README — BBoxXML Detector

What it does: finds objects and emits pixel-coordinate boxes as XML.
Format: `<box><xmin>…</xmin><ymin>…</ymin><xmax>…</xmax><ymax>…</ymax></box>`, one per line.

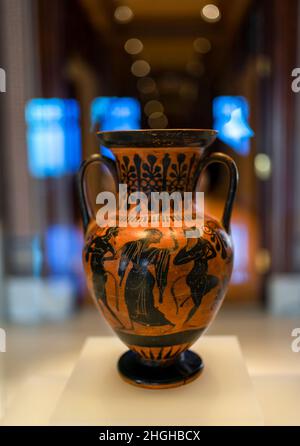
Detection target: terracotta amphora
<box><xmin>78</xmin><ymin>130</ymin><xmax>238</xmax><ymax>389</ymax></box>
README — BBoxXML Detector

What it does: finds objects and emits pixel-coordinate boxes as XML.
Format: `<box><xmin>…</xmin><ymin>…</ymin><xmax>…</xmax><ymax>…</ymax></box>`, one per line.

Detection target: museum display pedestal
<box><xmin>50</xmin><ymin>336</ymin><xmax>263</xmax><ymax>426</ymax></box>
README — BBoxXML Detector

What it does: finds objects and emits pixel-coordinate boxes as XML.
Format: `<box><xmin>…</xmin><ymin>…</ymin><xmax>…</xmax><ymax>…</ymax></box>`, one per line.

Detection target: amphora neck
<box><xmin>112</xmin><ymin>147</ymin><xmax>203</xmax><ymax>194</ymax></box>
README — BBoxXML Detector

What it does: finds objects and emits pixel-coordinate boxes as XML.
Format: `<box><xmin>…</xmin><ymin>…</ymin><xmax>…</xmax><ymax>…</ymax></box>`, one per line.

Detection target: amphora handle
<box><xmin>197</xmin><ymin>152</ymin><xmax>238</xmax><ymax>233</ymax></box>
<box><xmin>78</xmin><ymin>154</ymin><xmax>117</xmax><ymax>234</ymax></box>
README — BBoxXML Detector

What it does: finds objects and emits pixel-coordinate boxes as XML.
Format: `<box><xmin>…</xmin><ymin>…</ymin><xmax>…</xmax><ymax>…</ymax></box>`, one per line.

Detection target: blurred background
<box><xmin>0</xmin><ymin>0</ymin><xmax>300</xmax><ymax>425</ymax></box>
<box><xmin>1</xmin><ymin>0</ymin><xmax>299</xmax><ymax>320</ymax></box>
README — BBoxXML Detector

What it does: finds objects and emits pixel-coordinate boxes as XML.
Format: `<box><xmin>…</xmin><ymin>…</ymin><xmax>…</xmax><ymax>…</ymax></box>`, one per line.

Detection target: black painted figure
<box><xmin>173</xmin><ymin>235</ymin><xmax>219</xmax><ymax>323</ymax></box>
<box><xmin>85</xmin><ymin>227</ymin><xmax>123</xmax><ymax>326</ymax></box>
<box><xmin>118</xmin><ymin>229</ymin><xmax>178</xmax><ymax>327</ymax></box>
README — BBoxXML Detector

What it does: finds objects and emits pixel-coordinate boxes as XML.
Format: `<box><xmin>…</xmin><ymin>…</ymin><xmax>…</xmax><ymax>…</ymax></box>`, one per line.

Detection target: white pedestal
<box><xmin>50</xmin><ymin>336</ymin><xmax>263</xmax><ymax>426</ymax></box>
<box><xmin>252</xmin><ymin>375</ymin><xmax>300</xmax><ymax>426</ymax></box>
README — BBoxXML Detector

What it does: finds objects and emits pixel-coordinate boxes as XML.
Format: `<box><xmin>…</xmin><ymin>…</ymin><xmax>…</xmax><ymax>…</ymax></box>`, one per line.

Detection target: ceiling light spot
<box><xmin>193</xmin><ymin>37</ymin><xmax>211</xmax><ymax>54</ymax></box>
<box><xmin>114</xmin><ymin>6</ymin><xmax>134</xmax><ymax>24</ymax></box>
<box><xmin>148</xmin><ymin>112</ymin><xmax>168</xmax><ymax>129</ymax></box>
<box><xmin>254</xmin><ymin>153</ymin><xmax>272</xmax><ymax>180</ymax></box>
<box><xmin>255</xmin><ymin>249</ymin><xmax>271</xmax><ymax>274</ymax></box>
<box><xmin>124</xmin><ymin>38</ymin><xmax>143</xmax><ymax>55</ymax></box>
<box><xmin>131</xmin><ymin>60</ymin><xmax>151</xmax><ymax>77</ymax></box>
<box><xmin>201</xmin><ymin>4</ymin><xmax>221</xmax><ymax>23</ymax></box>
<box><xmin>137</xmin><ymin>77</ymin><xmax>157</xmax><ymax>94</ymax></box>
<box><xmin>144</xmin><ymin>100</ymin><xmax>164</xmax><ymax>116</ymax></box>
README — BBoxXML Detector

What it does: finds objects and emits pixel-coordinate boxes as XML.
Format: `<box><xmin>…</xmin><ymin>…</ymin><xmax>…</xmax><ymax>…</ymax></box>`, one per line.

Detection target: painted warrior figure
<box><xmin>85</xmin><ymin>227</ymin><xmax>122</xmax><ymax>325</ymax></box>
<box><xmin>173</xmin><ymin>235</ymin><xmax>219</xmax><ymax>323</ymax></box>
<box><xmin>118</xmin><ymin>229</ymin><xmax>178</xmax><ymax>327</ymax></box>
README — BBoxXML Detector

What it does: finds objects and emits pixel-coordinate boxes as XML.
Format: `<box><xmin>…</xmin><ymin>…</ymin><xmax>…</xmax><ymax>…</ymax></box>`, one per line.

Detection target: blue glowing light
<box><xmin>213</xmin><ymin>96</ymin><xmax>254</xmax><ymax>155</ymax></box>
<box><xmin>91</xmin><ymin>97</ymin><xmax>141</xmax><ymax>159</ymax></box>
<box><xmin>25</xmin><ymin>98</ymin><xmax>81</xmax><ymax>178</ymax></box>
<box><xmin>45</xmin><ymin>224</ymin><xmax>83</xmax><ymax>277</ymax></box>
